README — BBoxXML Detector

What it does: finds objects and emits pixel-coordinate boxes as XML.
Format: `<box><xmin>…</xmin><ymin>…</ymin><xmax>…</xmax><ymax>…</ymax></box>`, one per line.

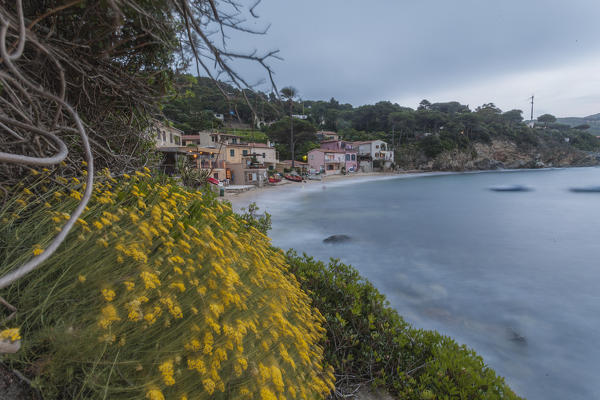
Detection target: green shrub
<box><xmin>286</xmin><ymin>253</ymin><xmax>522</xmax><ymax>400</ymax></box>
<box><xmin>0</xmin><ymin>172</ymin><xmax>333</xmax><ymax>399</ymax></box>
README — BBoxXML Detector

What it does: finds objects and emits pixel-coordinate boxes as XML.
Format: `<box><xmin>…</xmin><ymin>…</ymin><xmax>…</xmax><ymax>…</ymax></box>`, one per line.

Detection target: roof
<box><xmin>182</xmin><ymin>135</ymin><xmax>203</xmax><ymax>140</ymax></box>
<box><xmin>317</xmin><ymin>131</ymin><xmax>338</xmax><ymax>135</ymax></box>
<box><xmin>309</xmin><ymin>148</ymin><xmax>346</xmax><ymax>153</ymax></box>
<box><xmin>352</xmin><ymin>140</ymin><xmax>386</xmax><ymax>145</ymax></box>
<box><xmin>246</xmin><ymin>142</ymin><xmax>273</xmax><ymax>148</ymax></box>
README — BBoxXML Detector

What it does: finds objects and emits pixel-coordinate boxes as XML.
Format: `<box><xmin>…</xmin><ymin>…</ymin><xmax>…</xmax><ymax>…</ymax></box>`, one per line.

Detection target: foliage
<box><xmin>286</xmin><ymin>253</ymin><xmax>523</xmax><ymax>400</ymax></box>
<box><xmin>266</xmin><ymin>118</ymin><xmax>318</xmax><ymax>160</ymax></box>
<box><xmin>0</xmin><ymin>172</ymin><xmax>334</xmax><ymax>399</ymax></box>
<box><xmin>176</xmin><ymin>157</ymin><xmax>210</xmax><ymax>188</ymax></box>
<box><xmin>238</xmin><ymin>203</ymin><xmax>272</xmax><ymax>235</ymax></box>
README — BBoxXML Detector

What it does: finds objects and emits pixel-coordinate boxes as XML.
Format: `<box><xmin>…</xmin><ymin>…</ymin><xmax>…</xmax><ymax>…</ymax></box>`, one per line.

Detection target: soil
<box><xmin>0</xmin><ymin>364</ymin><xmax>39</xmax><ymax>400</ymax></box>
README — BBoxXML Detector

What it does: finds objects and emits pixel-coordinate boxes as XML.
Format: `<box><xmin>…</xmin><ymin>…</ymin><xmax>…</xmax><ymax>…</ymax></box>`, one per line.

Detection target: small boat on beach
<box><xmin>207</xmin><ymin>177</ymin><xmax>220</xmax><ymax>185</ymax></box>
<box><xmin>284</xmin><ymin>174</ymin><xmax>303</xmax><ymax>182</ymax></box>
<box><xmin>489</xmin><ymin>185</ymin><xmax>532</xmax><ymax>192</ymax></box>
<box><xmin>268</xmin><ymin>176</ymin><xmax>282</xmax><ymax>184</ymax></box>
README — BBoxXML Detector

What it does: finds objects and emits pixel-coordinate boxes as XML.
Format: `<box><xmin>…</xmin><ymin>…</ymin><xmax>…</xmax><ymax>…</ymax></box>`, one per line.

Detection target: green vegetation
<box><xmin>0</xmin><ymin>173</ymin><xmax>334</xmax><ymax>399</ymax></box>
<box><xmin>286</xmin><ymin>253</ymin><xmax>522</xmax><ymax>400</ymax></box>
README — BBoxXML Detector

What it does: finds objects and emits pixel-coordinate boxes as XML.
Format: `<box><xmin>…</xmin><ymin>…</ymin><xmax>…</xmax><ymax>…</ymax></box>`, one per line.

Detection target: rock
<box><xmin>323</xmin><ymin>234</ymin><xmax>351</xmax><ymax>244</ymax></box>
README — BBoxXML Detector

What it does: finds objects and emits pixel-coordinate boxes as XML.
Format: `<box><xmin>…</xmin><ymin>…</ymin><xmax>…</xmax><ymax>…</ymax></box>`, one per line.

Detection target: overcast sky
<box><xmin>222</xmin><ymin>0</ymin><xmax>600</xmax><ymax>118</ymax></box>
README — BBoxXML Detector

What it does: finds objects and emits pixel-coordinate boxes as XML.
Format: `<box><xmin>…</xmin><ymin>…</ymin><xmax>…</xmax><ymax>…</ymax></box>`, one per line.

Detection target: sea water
<box><xmin>235</xmin><ymin>167</ymin><xmax>600</xmax><ymax>400</ymax></box>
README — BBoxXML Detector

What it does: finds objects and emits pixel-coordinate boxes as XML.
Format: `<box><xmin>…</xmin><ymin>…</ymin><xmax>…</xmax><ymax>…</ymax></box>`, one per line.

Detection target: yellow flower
<box><xmin>93</xmin><ymin>221</ymin><xmax>103</xmax><ymax>230</ymax></box>
<box><xmin>123</xmin><ymin>173</ymin><xmax>130</xmax><ymax>179</ymax></box>
<box><xmin>0</xmin><ymin>328</ymin><xmax>21</xmax><ymax>342</ymax></box>
<box><xmin>32</xmin><ymin>246</ymin><xmax>43</xmax><ymax>256</ymax></box>
<box><xmin>123</xmin><ymin>281</ymin><xmax>135</xmax><ymax>291</ymax></box>
<box><xmin>98</xmin><ymin>305</ymin><xmax>120</xmax><ymax>329</ymax></box>
<box><xmin>78</xmin><ymin>275</ymin><xmax>86</xmax><ymax>283</ymax></box>
<box><xmin>158</xmin><ymin>360</ymin><xmax>175</xmax><ymax>386</ymax></box>
<box><xmin>140</xmin><ymin>271</ymin><xmax>161</xmax><ymax>289</ymax></box>
<box><xmin>260</xmin><ymin>388</ymin><xmax>278</xmax><ymax>400</ymax></box>
<box><xmin>145</xmin><ymin>389</ymin><xmax>165</xmax><ymax>400</ymax></box>
<box><xmin>169</xmin><ymin>282</ymin><xmax>185</xmax><ymax>293</ymax></box>
<box><xmin>101</xmin><ymin>289</ymin><xmax>116</xmax><ymax>301</ymax></box>
<box><xmin>202</xmin><ymin>379</ymin><xmax>216</xmax><ymax>395</ymax></box>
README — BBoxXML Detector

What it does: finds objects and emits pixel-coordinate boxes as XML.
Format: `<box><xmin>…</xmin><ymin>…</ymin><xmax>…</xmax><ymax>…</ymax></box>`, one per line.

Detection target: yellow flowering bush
<box><xmin>0</xmin><ymin>172</ymin><xmax>334</xmax><ymax>399</ymax></box>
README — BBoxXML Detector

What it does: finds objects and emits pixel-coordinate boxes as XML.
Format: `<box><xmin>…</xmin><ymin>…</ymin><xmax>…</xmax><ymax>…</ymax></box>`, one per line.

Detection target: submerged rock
<box><xmin>323</xmin><ymin>234</ymin><xmax>351</xmax><ymax>244</ymax></box>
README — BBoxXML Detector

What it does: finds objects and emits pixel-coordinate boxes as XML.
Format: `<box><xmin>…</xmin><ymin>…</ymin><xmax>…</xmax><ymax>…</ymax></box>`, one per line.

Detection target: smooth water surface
<box><xmin>236</xmin><ymin>168</ymin><xmax>600</xmax><ymax>400</ymax></box>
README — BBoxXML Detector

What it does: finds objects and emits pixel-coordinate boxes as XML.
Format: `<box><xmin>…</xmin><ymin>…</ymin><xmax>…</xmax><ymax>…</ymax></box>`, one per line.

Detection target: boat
<box><xmin>283</xmin><ymin>174</ymin><xmax>303</xmax><ymax>182</ymax></box>
<box><xmin>207</xmin><ymin>177</ymin><xmax>220</xmax><ymax>185</ymax></box>
<box><xmin>488</xmin><ymin>185</ymin><xmax>532</xmax><ymax>192</ymax></box>
<box><xmin>268</xmin><ymin>176</ymin><xmax>281</xmax><ymax>184</ymax></box>
<box><xmin>569</xmin><ymin>186</ymin><xmax>600</xmax><ymax>193</ymax></box>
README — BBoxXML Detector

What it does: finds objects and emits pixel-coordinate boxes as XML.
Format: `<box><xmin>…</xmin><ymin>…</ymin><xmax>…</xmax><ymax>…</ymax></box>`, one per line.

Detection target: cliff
<box><xmin>397</xmin><ymin>139</ymin><xmax>600</xmax><ymax>172</ymax></box>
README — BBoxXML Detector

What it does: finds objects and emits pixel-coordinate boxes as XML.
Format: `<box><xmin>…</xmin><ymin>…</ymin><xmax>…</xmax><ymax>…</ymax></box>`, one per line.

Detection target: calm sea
<box><xmin>234</xmin><ymin>167</ymin><xmax>600</xmax><ymax>400</ymax></box>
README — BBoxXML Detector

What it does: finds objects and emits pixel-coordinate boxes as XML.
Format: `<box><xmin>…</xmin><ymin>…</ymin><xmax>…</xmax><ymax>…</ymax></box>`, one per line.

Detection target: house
<box><xmin>307</xmin><ymin>149</ymin><xmax>346</xmax><ymax>175</ymax></box>
<box><xmin>223</xmin><ymin>143</ymin><xmax>276</xmax><ymax>186</ymax></box>
<box><xmin>246</xmin><ymin>142</ymin><xmax>278</xmax><ymax>170</ymax></box>
<box><xmin>182</xmin><ymin>131</ymin><xmax>241</xmax><ymax>147</ymax></box>
<box><xmin>353</xmin><ymin>140</ymin><xmax>394</xmax><ymax>171</ymax></box>
<box><xmin>316</xmin><ymin>131</ymin><xmax>339</xmax><ymax>142</ymax></box>
<box><xmin>319</xmin><ymin>140</ymin><xmax>358</xmax><ymax>172</ymax></box>
<box><xmin>152</xmin><ymin>120</ymin><xmax>182</xmax><ymax>147</ymax></box>
<box><xmin>187</xmin><ymin>146</ymin><xmax>227</xmax><ymax>181</ymax></box>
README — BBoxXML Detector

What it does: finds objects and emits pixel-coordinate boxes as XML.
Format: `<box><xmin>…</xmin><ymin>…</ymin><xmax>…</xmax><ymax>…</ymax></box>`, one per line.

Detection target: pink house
<box><xmin>319</xmin><ymin>140</ymin><xmax>358</xmax><ymax>172</ymax></box>
<box><xmin>307</xmin><ymin>149</ymin><xmax>347</xmax><ymax>174</ymax></box>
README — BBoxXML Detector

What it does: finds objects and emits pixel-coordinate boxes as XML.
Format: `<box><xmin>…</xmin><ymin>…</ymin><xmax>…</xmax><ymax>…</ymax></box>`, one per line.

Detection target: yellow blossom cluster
<box><xmin>2</xmin><ymin>172</ymin><xmax>334</xmax><ymax>399</ymax></box>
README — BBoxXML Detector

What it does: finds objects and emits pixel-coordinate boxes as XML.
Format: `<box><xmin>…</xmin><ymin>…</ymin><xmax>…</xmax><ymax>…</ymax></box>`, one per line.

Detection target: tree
<box><xmin>574</xmin><ymin>124</ymin><xmax>590</xmax><ymax>130</ymax></box>
<box><xmin>280</xmin><ymin>86</ymin><xmax>298</xmax><ymax>168</ymax></box>
<box><xmin>502</xmin><ymin>109</ymin><xmax>524</xmax><ymax>126</ymax></box>
<box><xmin>537</xmin><ymin>114</ymin><xmax>557</xmax><ymax>128</ymax></box>
<box><xmin>266</xmin><ymin>117</ymin><xmax>317</xmax><ymax>161</ymax></box>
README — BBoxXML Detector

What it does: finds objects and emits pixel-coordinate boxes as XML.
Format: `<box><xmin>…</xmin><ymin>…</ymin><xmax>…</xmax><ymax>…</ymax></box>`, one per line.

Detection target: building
<box><xmin>152</xmin><ymin>120</ymin><xmax>182</xmax><ymax>148</ymax></box>
<box><xmin>246</xmin><ymin>142</ymin><xmax>278</xmax><ymax>170</ymax></box>
<box><xmin>316</xmin><ymin>131</ymin><xmax>339</xmax><ymax>142</ymax></box>
<box><xmin>353</xmin><ymin>140</ymin><xmax>394</xmax><ymax>171</ymax></box>
<box><xmin>277</xmin><ymin>160</ymin><xmax>309</xmax><ymax>174</ymax></box>
<box><xmin>182</xmin><ymin>131</ymin><xmax>241</xmax><ymax>147</ymax></box>
<box><xmin>307</xmin><ymin>149</ymin><xmax>346</xmax><ymax>175</ymax></box>
<box><xmin>188</xmin><ymin>146</ymin><xmax>227</xmax><ymax>181</ymax></box>
<box><xmin>223</xmin><ymin>142</ymin><xmax>278</xmax><ymax>186</ymax></box>
<box><xmin>319</xmin><ymin>140</ymin><xmax>358</xmax><ymax>172</ymax></box>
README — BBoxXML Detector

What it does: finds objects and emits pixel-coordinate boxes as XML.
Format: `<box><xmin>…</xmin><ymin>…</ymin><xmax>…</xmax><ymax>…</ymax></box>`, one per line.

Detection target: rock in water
<box><xmin>323</xmin><ymin>234</ymin><xmax>351</xmax><ymax>244</ymax></box>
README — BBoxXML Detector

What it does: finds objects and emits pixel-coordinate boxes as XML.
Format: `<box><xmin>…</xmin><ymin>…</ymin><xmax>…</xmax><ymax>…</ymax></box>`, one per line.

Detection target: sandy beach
<box><xmin>222</xmin><ymin>171</ymin><xmax>406</xmax><ymax>209</ymax></box>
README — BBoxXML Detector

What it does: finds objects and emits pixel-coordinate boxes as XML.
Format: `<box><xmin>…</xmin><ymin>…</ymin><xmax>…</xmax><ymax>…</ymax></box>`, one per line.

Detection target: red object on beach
<box><xmin>268</xmin><ymin>177</ymin><xmax>281</xmax><ymax>183</ymax></box>
<box><xmin>207</xmin><ymin>177</ymin><xmax>220</xmax><ymax>185</ymax></box>
<box><xmin>284</xmin><ymin>175</ymin><xmax>302</xmax><ymax>182</ymax></box>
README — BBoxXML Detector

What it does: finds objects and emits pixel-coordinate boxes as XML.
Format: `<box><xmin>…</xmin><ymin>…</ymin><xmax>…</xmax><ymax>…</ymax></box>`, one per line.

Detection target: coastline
<box><xmin>222</xmin><ymin>166</ymin><xmax>586</xmax><ymax>209</ymax></box>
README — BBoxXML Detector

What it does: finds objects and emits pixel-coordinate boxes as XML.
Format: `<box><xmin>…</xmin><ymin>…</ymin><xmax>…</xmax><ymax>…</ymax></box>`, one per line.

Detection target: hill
<box><xmin>557</xmin><ymin>113</ymin><xmax>600</xmax><ymax>135</ymax></box>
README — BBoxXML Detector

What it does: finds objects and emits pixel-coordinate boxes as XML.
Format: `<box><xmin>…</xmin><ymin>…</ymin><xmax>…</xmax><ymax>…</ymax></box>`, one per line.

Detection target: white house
<box><xmin>353</xmin><ymin>140</ymin><xmax>394</xmax><ymax>171</ymax></box>
<box><xmin>152</xmin><ymin>120</ymin><xmax>182</xmax><ymax>148</ymax></box>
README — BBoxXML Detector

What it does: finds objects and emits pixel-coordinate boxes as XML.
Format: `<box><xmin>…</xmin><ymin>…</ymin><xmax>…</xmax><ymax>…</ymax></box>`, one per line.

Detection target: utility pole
<box><xmin>530</xmin><ymin>95</ymin><xmax>535</xmax><ymax>121</ymax></box>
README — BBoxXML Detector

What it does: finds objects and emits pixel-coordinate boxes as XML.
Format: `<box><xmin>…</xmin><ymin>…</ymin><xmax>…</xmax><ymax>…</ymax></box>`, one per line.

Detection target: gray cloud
<box><xmin>223</xmin><ymin>0</ymin><xmax>600</xmax><ymax>116</ymax></box>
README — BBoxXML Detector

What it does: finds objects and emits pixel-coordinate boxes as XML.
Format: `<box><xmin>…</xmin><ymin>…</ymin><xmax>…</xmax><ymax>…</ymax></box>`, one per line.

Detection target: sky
<box><xmin>219</xmin><ymin>0</ymin><xmax>600</xmax><ymax>118</ymax></box>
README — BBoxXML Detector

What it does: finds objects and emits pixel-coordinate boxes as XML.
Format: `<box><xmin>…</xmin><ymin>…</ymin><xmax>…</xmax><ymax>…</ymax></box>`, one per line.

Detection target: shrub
<box><xmin>0</xmin><ymin>171</ymin><xmax>333</xmax><ymax>399</ymax></box>
<box><xmin>286</xmin><ymin>253</ymin><xmax>522</xmax><ymax>400</ymax></box>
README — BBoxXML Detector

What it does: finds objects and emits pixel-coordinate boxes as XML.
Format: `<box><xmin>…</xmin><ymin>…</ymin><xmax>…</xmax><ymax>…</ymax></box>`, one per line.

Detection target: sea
<box><xmin>233</xmin><ymin>167</ymin><xmax>600</xmax><ymax>400</ymax></box>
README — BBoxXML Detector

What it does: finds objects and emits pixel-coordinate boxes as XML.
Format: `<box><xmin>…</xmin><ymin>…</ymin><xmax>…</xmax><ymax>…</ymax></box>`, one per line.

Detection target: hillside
<box><xmin>557</xmin><ymin>113</ymin><xmax>600</xmax><ymax>135</ymax></box>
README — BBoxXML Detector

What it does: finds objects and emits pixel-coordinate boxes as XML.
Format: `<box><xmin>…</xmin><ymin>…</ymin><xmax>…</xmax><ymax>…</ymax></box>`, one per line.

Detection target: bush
<box><xmin>286</xmin><ymin>252</ymin><xmax>522</xmax><ymax>400</ymax></box>
<box><xmin>0</xmin><ymin>172</ymin><xmax>333</xmax><ymax>399</ymax></box>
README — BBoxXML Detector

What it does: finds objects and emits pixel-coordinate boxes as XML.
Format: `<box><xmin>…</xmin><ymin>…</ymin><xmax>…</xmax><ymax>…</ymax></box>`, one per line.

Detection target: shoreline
<box><xmin>222</xmin><ymin>166</ymin><xmax>590</xmax><ymax>209</ymax></box>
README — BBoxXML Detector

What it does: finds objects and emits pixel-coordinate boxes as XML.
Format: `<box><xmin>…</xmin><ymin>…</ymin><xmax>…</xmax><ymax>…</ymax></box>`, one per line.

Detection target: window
<box><xmin>262</xmin><ymin>153</ymin><xmax>266</xmax><ymax>158</ymax></box>
<box><xmin>169</xmin><ymin>133</ymin><xmax>173</xmax><ymax>143</ymax></box>
<box><xmin>375</xmin><ymin>144</ymin><xmax>379</xmax><ymax>149</ymax></box>
<box><xmin>232</xmin><ymin>138</ymin><xmax>237</xmax><ymax>144</ymax></box>
<box><xmin>230</xmin><ymin>149</ymin><xmax>235</xmax><ymax>157</ymax></box>
<box><xmin>351</xmin><ymin>154</ymin><xmax>356</xmax><ymax>161</ymax></box>
<box><xmin>211</xmin><ymin>136</ymin><xmax>216</xmax><ymax>142</ymax></box>
<box><xmin>174</xmin><ymin>136</ymin><xmax>180</xmax><ymax>145</ymax></box>
<box><xmin>242</xmin><ymin>149</ymin><xmax>248</xmax><ymax>156</ymax></box>
<box><xmin>327</xmin><ymin>164</ymin><xmax>334</xmax><ymax>170</ymax></box>
<box><xmin>214</xmin><ymin>173</ymin><xmax>218</xmax><ymax>179</ymax></box>
<box><xmin>345</xmin><ymin>154</ymin><xmax>350</xmax><ymax>161</ymax></box>
<box><xmin>162</xmin><ymin>132</ymin><xmax>166</xmax><ymax>141</ymax></box>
